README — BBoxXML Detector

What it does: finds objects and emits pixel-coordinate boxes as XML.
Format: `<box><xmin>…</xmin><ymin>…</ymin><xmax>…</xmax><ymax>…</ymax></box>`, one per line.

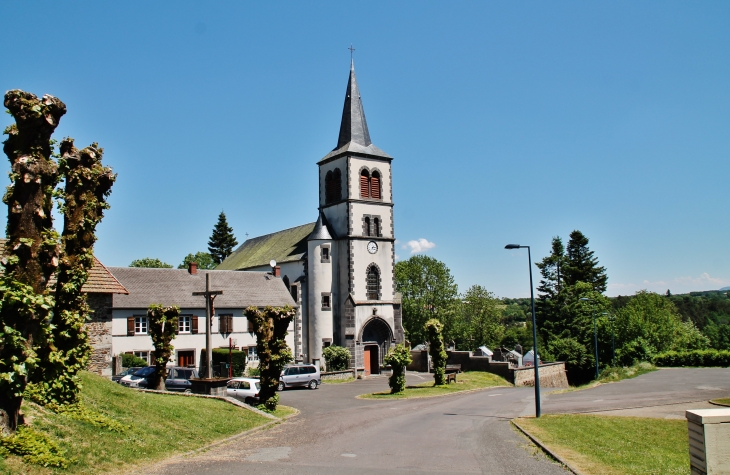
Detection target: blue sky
<box><xmin>2</xmin><ymin>2</ymin><xmax>729</xmax><ymax>297</ymax></box>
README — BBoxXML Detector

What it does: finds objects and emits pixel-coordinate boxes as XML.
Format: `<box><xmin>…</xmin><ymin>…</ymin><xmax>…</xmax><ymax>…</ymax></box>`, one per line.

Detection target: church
<box><xmin>218</xmin><ymin>61</ymin><xmax>405</xmax><ymax>375</ymax></box>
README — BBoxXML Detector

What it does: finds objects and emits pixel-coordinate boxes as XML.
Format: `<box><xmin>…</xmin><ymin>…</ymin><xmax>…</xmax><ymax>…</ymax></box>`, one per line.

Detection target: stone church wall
<box><xmin>86</xmin><ymin>293</ymin><xmax>113</xmax><ymax>377</ymax></box>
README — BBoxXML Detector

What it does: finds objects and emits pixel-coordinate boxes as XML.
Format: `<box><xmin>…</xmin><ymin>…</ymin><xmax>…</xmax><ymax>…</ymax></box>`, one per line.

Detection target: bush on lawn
<box><xmin>121</xmin><ymin>353</ymin><xmax>148</xmax><ymax>368</ymax></box>
<box><xmin>653</xmin><ymin>349</ymin><xmax>730</xmax><ymax>367</ymax></box>
<box><xmin>212</xmin><ymin>348</ymin><xmax>247</xmax><ymax>376</ymax></box>
<box><xmin>322</xmin><ymin>345</ymin><xmax>351</xmax><ymax>371</ymax></box>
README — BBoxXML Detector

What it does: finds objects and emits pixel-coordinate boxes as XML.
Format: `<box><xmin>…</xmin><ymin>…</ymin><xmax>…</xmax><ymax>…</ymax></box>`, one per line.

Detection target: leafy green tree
<box><xmin>384</xmin><ymin>344</ymin><xmax>411</xmax><ymax>393</ymax></box>
<box><xmin>208</xmin><ymin>211</ymin><xmax>238</xmax><ymax>264</ymax></box>
<box><xmin>425</xmin><ymin>319</ymin><xmax>448</xmax><ymax>385</ymax></box>
<box><xmin>613</xmin><ymin>291</ymin><xmax>709</xmax><ymax>365</ymax></box>
<box><xmin>178</xmin><ymin>252</ymin><xmax>216</xmax><ymax>270</ymax></box>
<box><xmin>563</xmin><ymin>230</ymin><xmax>607</xmax><ymax>293</ymax></box>
<box><xmin>322</xmin><ymin>345</ymin><xmax>351</xmax><ymax>371</ymax></box>
<box><xmin>458</xmin><ymin>285</ymin><xmax>504</xmax><ymax>350</ymax></box>
<box><xmin>395</xmin><ymin>255</ymin><xmax>458</xmax><ymax>346</ymax></box>
<box><xmin>130</xmin><ymin>258</ymin><xmax>173</xmax><ymax>268</ymax></box>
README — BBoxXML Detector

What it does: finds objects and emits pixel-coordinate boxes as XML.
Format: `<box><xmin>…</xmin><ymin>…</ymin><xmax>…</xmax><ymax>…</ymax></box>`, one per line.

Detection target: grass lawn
<box><xmin>552</xmin><ymin>362</ymin><xmax>657</xmax><ymax>394</ymax></box>
<box><xmin>359</xmin><ymin>371</ymin><xmax>510</xmax><ymax>399</ymax></box>
<box><xmin>322</xmin><ymin>377</ymin><xmax>355</xmax><ymax>384</ymax></box>
<box><xmin>0</xmin><ymin>371</ymin><xmax>277</xmax><ymax>475</ymax></box>
<box><xmin>516</xmin><ymin>414</ymin><xmax>689</xmax><ymax>475</ymax></box>
<box><xmin>711</xmin><ymin>398</ymin><xmax>730</xmax><ymax>406</ymax></box>
<box><xmin>270</xmin><ymin>405</ymin><xmax>298</xmax><ymax>418</ymax></box>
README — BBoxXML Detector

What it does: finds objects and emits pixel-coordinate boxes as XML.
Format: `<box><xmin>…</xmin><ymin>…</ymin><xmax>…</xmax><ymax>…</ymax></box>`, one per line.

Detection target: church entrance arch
<box><xmin>360</xmin><ymin>316</ymin><xmax>393</xmax><ymax>375</ymax></box>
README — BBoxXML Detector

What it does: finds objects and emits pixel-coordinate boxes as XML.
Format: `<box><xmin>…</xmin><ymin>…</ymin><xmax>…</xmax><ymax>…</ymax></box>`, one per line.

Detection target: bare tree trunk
<box><xmin>0</xmin><ymin>90</ymin><xmax>65</xmax><ymax>431</ymax></box>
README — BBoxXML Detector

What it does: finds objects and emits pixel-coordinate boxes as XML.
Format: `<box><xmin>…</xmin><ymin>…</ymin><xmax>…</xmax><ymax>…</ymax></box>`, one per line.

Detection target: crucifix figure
<box><xmin>192</xmin><ymin>273</ymin><xmax>223</xmax><ymax>379</ymax></box>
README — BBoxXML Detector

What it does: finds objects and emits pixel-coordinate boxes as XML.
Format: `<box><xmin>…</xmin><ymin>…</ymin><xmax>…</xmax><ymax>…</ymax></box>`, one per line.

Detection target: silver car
<box><xmin>278</xmin><ymin>364</ymin><xmax>321</xmax><ymax>391</ymax></box>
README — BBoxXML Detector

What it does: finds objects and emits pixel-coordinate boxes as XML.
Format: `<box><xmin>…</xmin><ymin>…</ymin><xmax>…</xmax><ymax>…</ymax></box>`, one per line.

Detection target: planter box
<box><xmin>189</xmin><ymin>378</ymin><xmax>231</xmax><ymax>397</ymax></box>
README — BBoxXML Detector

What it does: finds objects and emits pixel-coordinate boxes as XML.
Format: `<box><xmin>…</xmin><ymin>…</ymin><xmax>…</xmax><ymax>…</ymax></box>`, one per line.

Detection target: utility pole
<box><xmin>192</xmin><ymin>273</ymin><xmax>223</xmax><ymax>379</ymax></box>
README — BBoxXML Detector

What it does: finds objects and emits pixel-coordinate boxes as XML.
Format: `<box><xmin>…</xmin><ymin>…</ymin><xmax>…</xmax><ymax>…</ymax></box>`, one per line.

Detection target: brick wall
<box><xmin>86</xmin><ymin>293</ymin><xmax>113</xmax><ymax>377</ymax></box>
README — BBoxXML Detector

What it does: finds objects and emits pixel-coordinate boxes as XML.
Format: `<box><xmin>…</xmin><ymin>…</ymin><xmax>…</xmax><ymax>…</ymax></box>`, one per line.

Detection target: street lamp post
<box><xmin>505</xmin><ymin>244</ymin><xmax>540</xmax><ymax>418</ymax></box>
<box><xmin>581</xmin><ymin>298</ymin><xmax>599</xmax><ymax>379</ymax></box>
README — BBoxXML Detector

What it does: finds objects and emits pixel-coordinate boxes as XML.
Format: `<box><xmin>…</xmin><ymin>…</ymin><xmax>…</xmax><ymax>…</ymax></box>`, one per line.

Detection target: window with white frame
<box><xmin>178</xmin><ymin>315</ymin><xmax>191</xmax><ymax>333</ymax></box>
<box><xmin>134</xmin><ymin>351</ymin><xmax>150</xmax><ymax>364</ymax></box>
<box><xmin>135</xmin><ymin>316</ymin><xmax>148</xmax><ymax>334</ymax></box>
<box><xmin>248</xmin><ymin>346</ymin><xmax>258</xmax><ymax>361</ymax></box>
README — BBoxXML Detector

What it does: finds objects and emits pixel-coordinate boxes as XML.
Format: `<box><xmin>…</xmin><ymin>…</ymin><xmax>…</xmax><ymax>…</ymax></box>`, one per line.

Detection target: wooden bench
<box><xmin>445</xmin><ymin>373</ymin><xmax>457</xmax><ymax>384</ymax></box>
<box><xmin>443</xmin><ymin>364</ymin><xmax>462</xmax><ymax>384</ymax></box>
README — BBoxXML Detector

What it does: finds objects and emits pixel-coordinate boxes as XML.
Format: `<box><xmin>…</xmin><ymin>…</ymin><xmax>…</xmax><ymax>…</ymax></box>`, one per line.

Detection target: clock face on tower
<box><xmin>367</xmin><ymin>241</ymin><xmax>378</xmax><ymax>254</ymax></box>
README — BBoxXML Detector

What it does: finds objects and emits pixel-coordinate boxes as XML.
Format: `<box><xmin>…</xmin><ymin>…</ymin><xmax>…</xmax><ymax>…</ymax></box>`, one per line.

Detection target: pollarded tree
<box><xmin>425</xmin><ymin>318</ymin><xmax>448</xmax><ymax>385</ymax></box>
<box><xmin>208</xmin><ymin>212</ymin><xmax>238</xmax><ymax>265</ymax></box>
<box><xmin>147</xmin><ymin>305</ymin><xmax>180</xmax><ymax>390</ymax></box>
<box><xmin>384</xmin><ymin>344</ymin><xmax>411</xmax><ymax>393</ymax></box>
<box><xmin>563</xmin><ymin>230</ymin><xmax>607</xmax><ymax>293</ymax></box>
<box><xmin>0</xmin><ymin>90</ymin><xmax>115</xmax><ymax>430</ymax></box>
<box><xmin>244</xmin><ymin>306</ymin><xmax>295</xmax><ymax>411</ymax></box>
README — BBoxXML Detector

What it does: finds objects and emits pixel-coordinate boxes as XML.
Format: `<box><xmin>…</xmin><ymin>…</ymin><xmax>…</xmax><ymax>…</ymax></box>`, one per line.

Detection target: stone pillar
<box><xmin>686</xmin><ymin>408</ymin><xmax>730</xmax><ymax>475</ymax></box>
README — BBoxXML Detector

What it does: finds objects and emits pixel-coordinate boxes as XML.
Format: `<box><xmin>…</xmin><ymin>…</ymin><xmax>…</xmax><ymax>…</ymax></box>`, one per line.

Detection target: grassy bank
<box><xmin>0</xmin><ymin>372</ymin><xmax>276</xmax><ymax>475</ymax></box>
<box><xmin>516</xmin><ymin>414</ymin><xmax>688</xmax><ymax>475</ymax></box>
<box><xmin>322</xmin><ymin>377</ymin><xmax>355</xmax><ymax>384</ymax></box>
<box><xmin>711</xmin><ymin>398</ymin><xmax>730</xmax><ymax>406</ymax></box>
<box><xmin>359</xmin><ymin>371</ymin><xmax>509</xmax><ymax>399</ymax></box>
<box><xmin>553</xmin><ymin>362</ymin><xmax>656</xmax><ymax>394</ymax></box>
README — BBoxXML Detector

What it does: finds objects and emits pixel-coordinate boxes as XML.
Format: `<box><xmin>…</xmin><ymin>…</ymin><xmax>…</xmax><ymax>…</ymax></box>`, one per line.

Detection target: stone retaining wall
<box><xmin>513</xmin><ymin>362</ymin><xmax>569</xmax><ymax>388</ymax></box>
<box><xmin>321</xmin><ymin>369</ymin><xmax>356</xmax><ymax>380</ymax></box>
<box><xmin>86</xmin><ymin>293</ymin><xmax>113</xmax><ymax>377</ymax></box>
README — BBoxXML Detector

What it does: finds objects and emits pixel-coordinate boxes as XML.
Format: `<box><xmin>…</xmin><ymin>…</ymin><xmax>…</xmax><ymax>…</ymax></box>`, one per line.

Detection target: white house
<box><xmin>109</xmin><ymin>265</ymin><xmax>296</xmax><ymax>369</ymax></box>
<box><xmin>217</xmin><ymin>60</ymin><xmax>405</xmax><ymax>375</ymax></box>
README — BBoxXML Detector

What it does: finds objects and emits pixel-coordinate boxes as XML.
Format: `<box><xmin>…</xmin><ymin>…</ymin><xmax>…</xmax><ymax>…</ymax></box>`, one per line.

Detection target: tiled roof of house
<box><xmin>108</xmin><ymin>268</ymin><xmax>296</xmax><ymax>309</ymax></box>
<box><xmin>216</xmin><ymin>222</ymin><xmax>314</xmax><ymax>271</ymax></box>
<box><xmin>0</xmin><ymin>239</ymin><xmax>128</xmax><ymax>294</ymax></box>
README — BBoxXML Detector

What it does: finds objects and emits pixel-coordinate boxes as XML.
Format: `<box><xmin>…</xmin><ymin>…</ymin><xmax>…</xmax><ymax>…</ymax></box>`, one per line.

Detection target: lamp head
<box><xmin>505</xmin><ymin>244</ymin><xmax>521</xmax><ymax>249</ymax></box>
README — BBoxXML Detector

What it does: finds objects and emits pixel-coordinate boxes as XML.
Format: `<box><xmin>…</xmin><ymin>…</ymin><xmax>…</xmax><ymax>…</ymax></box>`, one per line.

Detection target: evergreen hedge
<box><xmin>322</xmin><ymin>345</ymin><xmax>351</xmax><ymax>371</ymax></box>
<box><xmin>653</xmin><ymin>349</ymin><xmax>730</xmax><ymax>367</ymax></box>
<box><xmin>212</xmin><ymin>348</ymin><xmax>247</xmax><ymax>376</ymax></box>
<box><xmin>121</xmin><ymin>353</ymin><xmax>148</xmax><ymax>368</ymax></box>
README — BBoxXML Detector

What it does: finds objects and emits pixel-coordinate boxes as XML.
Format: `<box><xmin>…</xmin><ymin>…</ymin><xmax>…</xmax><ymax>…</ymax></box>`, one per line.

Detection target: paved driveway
<box><xmin>142</xmin><ymin>368</ymin><xmax>729</xmax><ymax>475</ymax></box>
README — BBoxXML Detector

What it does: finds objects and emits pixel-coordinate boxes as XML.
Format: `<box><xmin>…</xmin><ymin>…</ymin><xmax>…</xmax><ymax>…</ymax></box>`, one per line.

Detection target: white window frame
<box><xmin>248</xmin><ymin>346</ymin><xmax>258</xmax><ymax>361</ymax></box>
<box><xmin>178</xmin><ymin>315</ymin><xmax>191</xmax><ymax>334</ymax></box>
<box><xmin>133</xmin><ymin>350</ymin><xmax>150</xmax><ymax>365</ymax></box>
<box><xmin>135</xmin><ymin>316</ymin><xmax>148</xmax><ymax>334</ymax></box>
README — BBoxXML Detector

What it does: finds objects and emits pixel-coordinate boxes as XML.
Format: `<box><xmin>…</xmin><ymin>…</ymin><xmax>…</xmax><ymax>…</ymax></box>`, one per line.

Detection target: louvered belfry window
<box><xmin>360</xmin><ymin>170</ymin><xmax>370</xmax><ymax>198</ymax></box>
<box><xmin>332</xmin><ymin>168</ymin><xmax>342</xmax><ymax>201</ymax></box>
<box><xmin>370</xmin><ymin>171</ymin><xmax>381</xmax><ymax>199</ymax></box>
<box><xmin>367</xmin><ymin>265</ymin><xmax>380</xmax><ymax>300</ymax></box>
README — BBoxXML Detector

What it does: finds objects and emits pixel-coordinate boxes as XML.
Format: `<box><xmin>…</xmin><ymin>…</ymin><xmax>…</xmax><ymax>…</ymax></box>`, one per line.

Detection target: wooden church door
<box><xmin>363</xmin><ymin>347</ymin><xmax>371</xmax><ymax>375</ymax></box>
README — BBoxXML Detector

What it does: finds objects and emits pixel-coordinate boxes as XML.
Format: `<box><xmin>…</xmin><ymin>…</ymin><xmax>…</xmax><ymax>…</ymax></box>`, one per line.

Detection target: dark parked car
<box><xmin>165</xmin><ymin>367</ymin><xmax>199</xmax><ymax>393</ymax></box>
<box><xmin>119</xmin><ymin>366</ymin><xmax>156</xmax><ymax>388</ymax></box>
<box><xmin>112</xmin><ymin>367</ymin><xmax>142</xmax><ymax>383</ymax></box>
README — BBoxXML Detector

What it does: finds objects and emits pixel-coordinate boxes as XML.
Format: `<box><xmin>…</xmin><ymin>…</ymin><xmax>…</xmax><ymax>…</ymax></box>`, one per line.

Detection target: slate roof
<box><xmin>216</xmin><ymin>222</ymin><xmax>314</xmax><ymax>271</ymax></box>
<box><xmin>308</xmin><ymin>212</ymin><xmax>333</xmax><ymax>240</ymax></box>
<box><xmin>0</xmin><ymin>239</ymin><xmax>128</xmax><ymax>294</ymax></box>
<box><xmin>319</xmin><ymin>60</ymin><xmax>391</xmax><ymax>162</ymax></box>
<box><xmin>108</xmin><ymin>268</ymin><xmax>296</xmax><ymax>309</ymax></box>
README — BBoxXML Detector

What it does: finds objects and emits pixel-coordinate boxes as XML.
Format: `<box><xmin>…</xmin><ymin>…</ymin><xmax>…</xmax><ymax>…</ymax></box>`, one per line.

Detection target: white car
<box><xmin>226</xmin><ymin>377</ymin><xmax>260</xmax><ymax>404</ymax></box>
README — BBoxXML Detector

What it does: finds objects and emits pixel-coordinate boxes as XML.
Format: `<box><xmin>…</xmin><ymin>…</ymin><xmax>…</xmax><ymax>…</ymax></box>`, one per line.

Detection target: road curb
<box><xmin>709</xmin><ymin>399</ymin><xmax>730</xmax><ymax>407</ymax></box>
<box><xmin>356</xmin><ymin>384</ymin><xmax>512</xmax><ymax>400</ymax></box>
<box><xmin>511</xmin><ymin>419</ymin><xmax>585</xmax><ymax>475</ymax></box>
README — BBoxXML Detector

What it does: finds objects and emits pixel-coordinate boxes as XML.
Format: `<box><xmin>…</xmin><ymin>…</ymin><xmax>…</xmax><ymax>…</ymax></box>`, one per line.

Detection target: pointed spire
<box><xmin>336</xmin><ymin>60</ymin><xmax>372</xmax><ymax>149</ymax></box>
<box><xmin>308</xmin><ymin>211</ymin><xmax>333</xmax><ymax>240</ymax></box>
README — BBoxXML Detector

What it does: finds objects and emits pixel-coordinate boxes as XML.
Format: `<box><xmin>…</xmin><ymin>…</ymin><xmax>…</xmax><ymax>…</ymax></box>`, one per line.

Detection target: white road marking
<box><xmin>488</xmin><ymin>394</ymin><xmax>502</xmax><ymax>397</ymax></box>
<box><xmin>341</xmin><ymin>453</ymin><xmax>357</xmax><ymax>458</ymax></box>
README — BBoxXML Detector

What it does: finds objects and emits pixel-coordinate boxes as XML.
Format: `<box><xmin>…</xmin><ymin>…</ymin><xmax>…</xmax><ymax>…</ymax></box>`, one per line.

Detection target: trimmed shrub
<box><xmin>121</xmin><ymin>353</ymin><xmax>148</xmax><ymax>368</ymax></box>
<box><xmin>653</xmin><ymin>349</ymin><xmax>730</xmax><ymax>367</ymax></box>
<box><xmin>212</xmin><ymin>348</ymin><xmax>247</xmax><ymax>377</ymax></box>
<box><xmin>322</xmin><ymin>345</ymin><xmax>351</xmax><ymax>371</ymax></box>
<box><xmin>384</xmin><ymin>344</ymin><xmax>412</xmax><ymax>393</ymax></box>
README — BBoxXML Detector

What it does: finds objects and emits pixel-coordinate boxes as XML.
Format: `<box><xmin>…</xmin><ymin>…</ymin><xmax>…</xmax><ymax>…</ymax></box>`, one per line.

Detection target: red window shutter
<box><xmin>127</xmin><ymin>317</ymin><xmax>135</xmax><ymax>336</ymax></box>
<box><xmin>192</xmin><ymin>316</ymin><xmax>199</xmax><ymax>334</ymax></box>
<box><xmin>360</xmin><ymin>172</ymin><xmax>370</xmax><ymax>198</ymax></box>
<box><xmin>370</xmin><ymin>174</ymin><xmax>381</xmax><ymax>199</ymax></box>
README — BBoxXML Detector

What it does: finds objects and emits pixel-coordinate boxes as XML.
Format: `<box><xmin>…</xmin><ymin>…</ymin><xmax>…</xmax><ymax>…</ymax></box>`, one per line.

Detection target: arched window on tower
<box><xmin>373</xmin><ymin>217</ymin><xmax>381</xmax><ymax>237</ymax></box>
<box><xmin>366</xmin><ymin>265</ymin><xmax>380</xmax><ymax>300</ymax></box>
<box><xmin>332</xmin><ymin>168</ymin><xmax>342</xmax><ymax>201</ymax></box>
<box><xmin>370</xmin><ymin>171</ymin><xmax>381</xmax><ymax>200</ymax></box>
<box><xmin>360</xmin><ymin>169</ymin><xmax>370</xmax><ymax>199</ymax></box>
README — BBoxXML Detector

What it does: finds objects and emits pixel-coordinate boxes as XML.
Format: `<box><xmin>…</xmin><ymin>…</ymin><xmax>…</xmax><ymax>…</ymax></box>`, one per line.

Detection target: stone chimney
<box><xmin>188</xmin><ymin>262</ymin><xmax>198</xmax><ymax>275</ymax></box>
<box><xmin>273</xmin><ymin>266</ymin><xmax>281</xmax><ymax>277</ymax></box>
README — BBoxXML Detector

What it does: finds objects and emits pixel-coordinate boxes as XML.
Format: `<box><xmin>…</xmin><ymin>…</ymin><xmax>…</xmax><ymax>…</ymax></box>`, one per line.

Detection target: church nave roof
<box><xmin>217</xmin><ymin>222</ymin><xmax>314</xmax><ymax>271</ymax></box>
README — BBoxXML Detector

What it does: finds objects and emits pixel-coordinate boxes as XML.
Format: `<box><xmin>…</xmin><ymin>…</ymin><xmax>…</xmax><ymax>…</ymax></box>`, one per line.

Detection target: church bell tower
<box><xmin>307</xmin><ymin>60</ymin><xmax>404</xmax><ymax>374</ymax></box>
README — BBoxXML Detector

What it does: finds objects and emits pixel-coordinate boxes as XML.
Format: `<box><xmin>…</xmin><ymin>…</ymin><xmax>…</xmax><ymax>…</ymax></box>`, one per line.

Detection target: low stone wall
<box><xmin>407</xmin><ymin>350</ymin><xmax>429</xmax><ymax>372</ymax></box>
<box><xmin>321</xmin><ymin>369</ymin><xmax>356</xmax><ymax>381</ymax></box>
<box><xmin>446</xmin><ymin>351</ymin><xmax>513</xmax><ymax>380</ymax></box>
<box><xmin>513</xmin><ymin>362</ymin><xmax>568</xmax><ymax>388</ymax></box>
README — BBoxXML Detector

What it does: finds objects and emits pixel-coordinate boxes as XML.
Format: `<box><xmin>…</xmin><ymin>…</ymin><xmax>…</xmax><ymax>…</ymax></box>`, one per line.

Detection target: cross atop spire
<box><xmin>348</xmin><ymin>44</ymin><xmax>355</xmax><ymax>61</ymax></box>
<box><xmin>336</xmin><ymin>59</ymin><xmax>371</xmax><ymax>149</ymax></box>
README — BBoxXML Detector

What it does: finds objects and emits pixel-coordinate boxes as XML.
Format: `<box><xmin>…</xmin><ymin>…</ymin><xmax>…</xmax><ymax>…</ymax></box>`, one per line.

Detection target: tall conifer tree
<box><xmin>208</xmin><ymin>211</ymin><xmax>238</xmax><ymax>264</ymax></box>
<box><xmin>535</xmin><ymin>237</ymin><xmax>566</xmax><ymax>341</ymax></box>
<box><xmin>563</xmin><ymin>230</ymin><xmax>607</xmax><ymax>293</ymax></box>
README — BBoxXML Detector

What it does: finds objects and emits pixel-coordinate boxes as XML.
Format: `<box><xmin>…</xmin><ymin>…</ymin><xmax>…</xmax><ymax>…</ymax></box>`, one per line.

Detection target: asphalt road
<box><xmin>142</xmin><ymin>368</ymin><xmax>730</xmax><ymax>475</ymax></box>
